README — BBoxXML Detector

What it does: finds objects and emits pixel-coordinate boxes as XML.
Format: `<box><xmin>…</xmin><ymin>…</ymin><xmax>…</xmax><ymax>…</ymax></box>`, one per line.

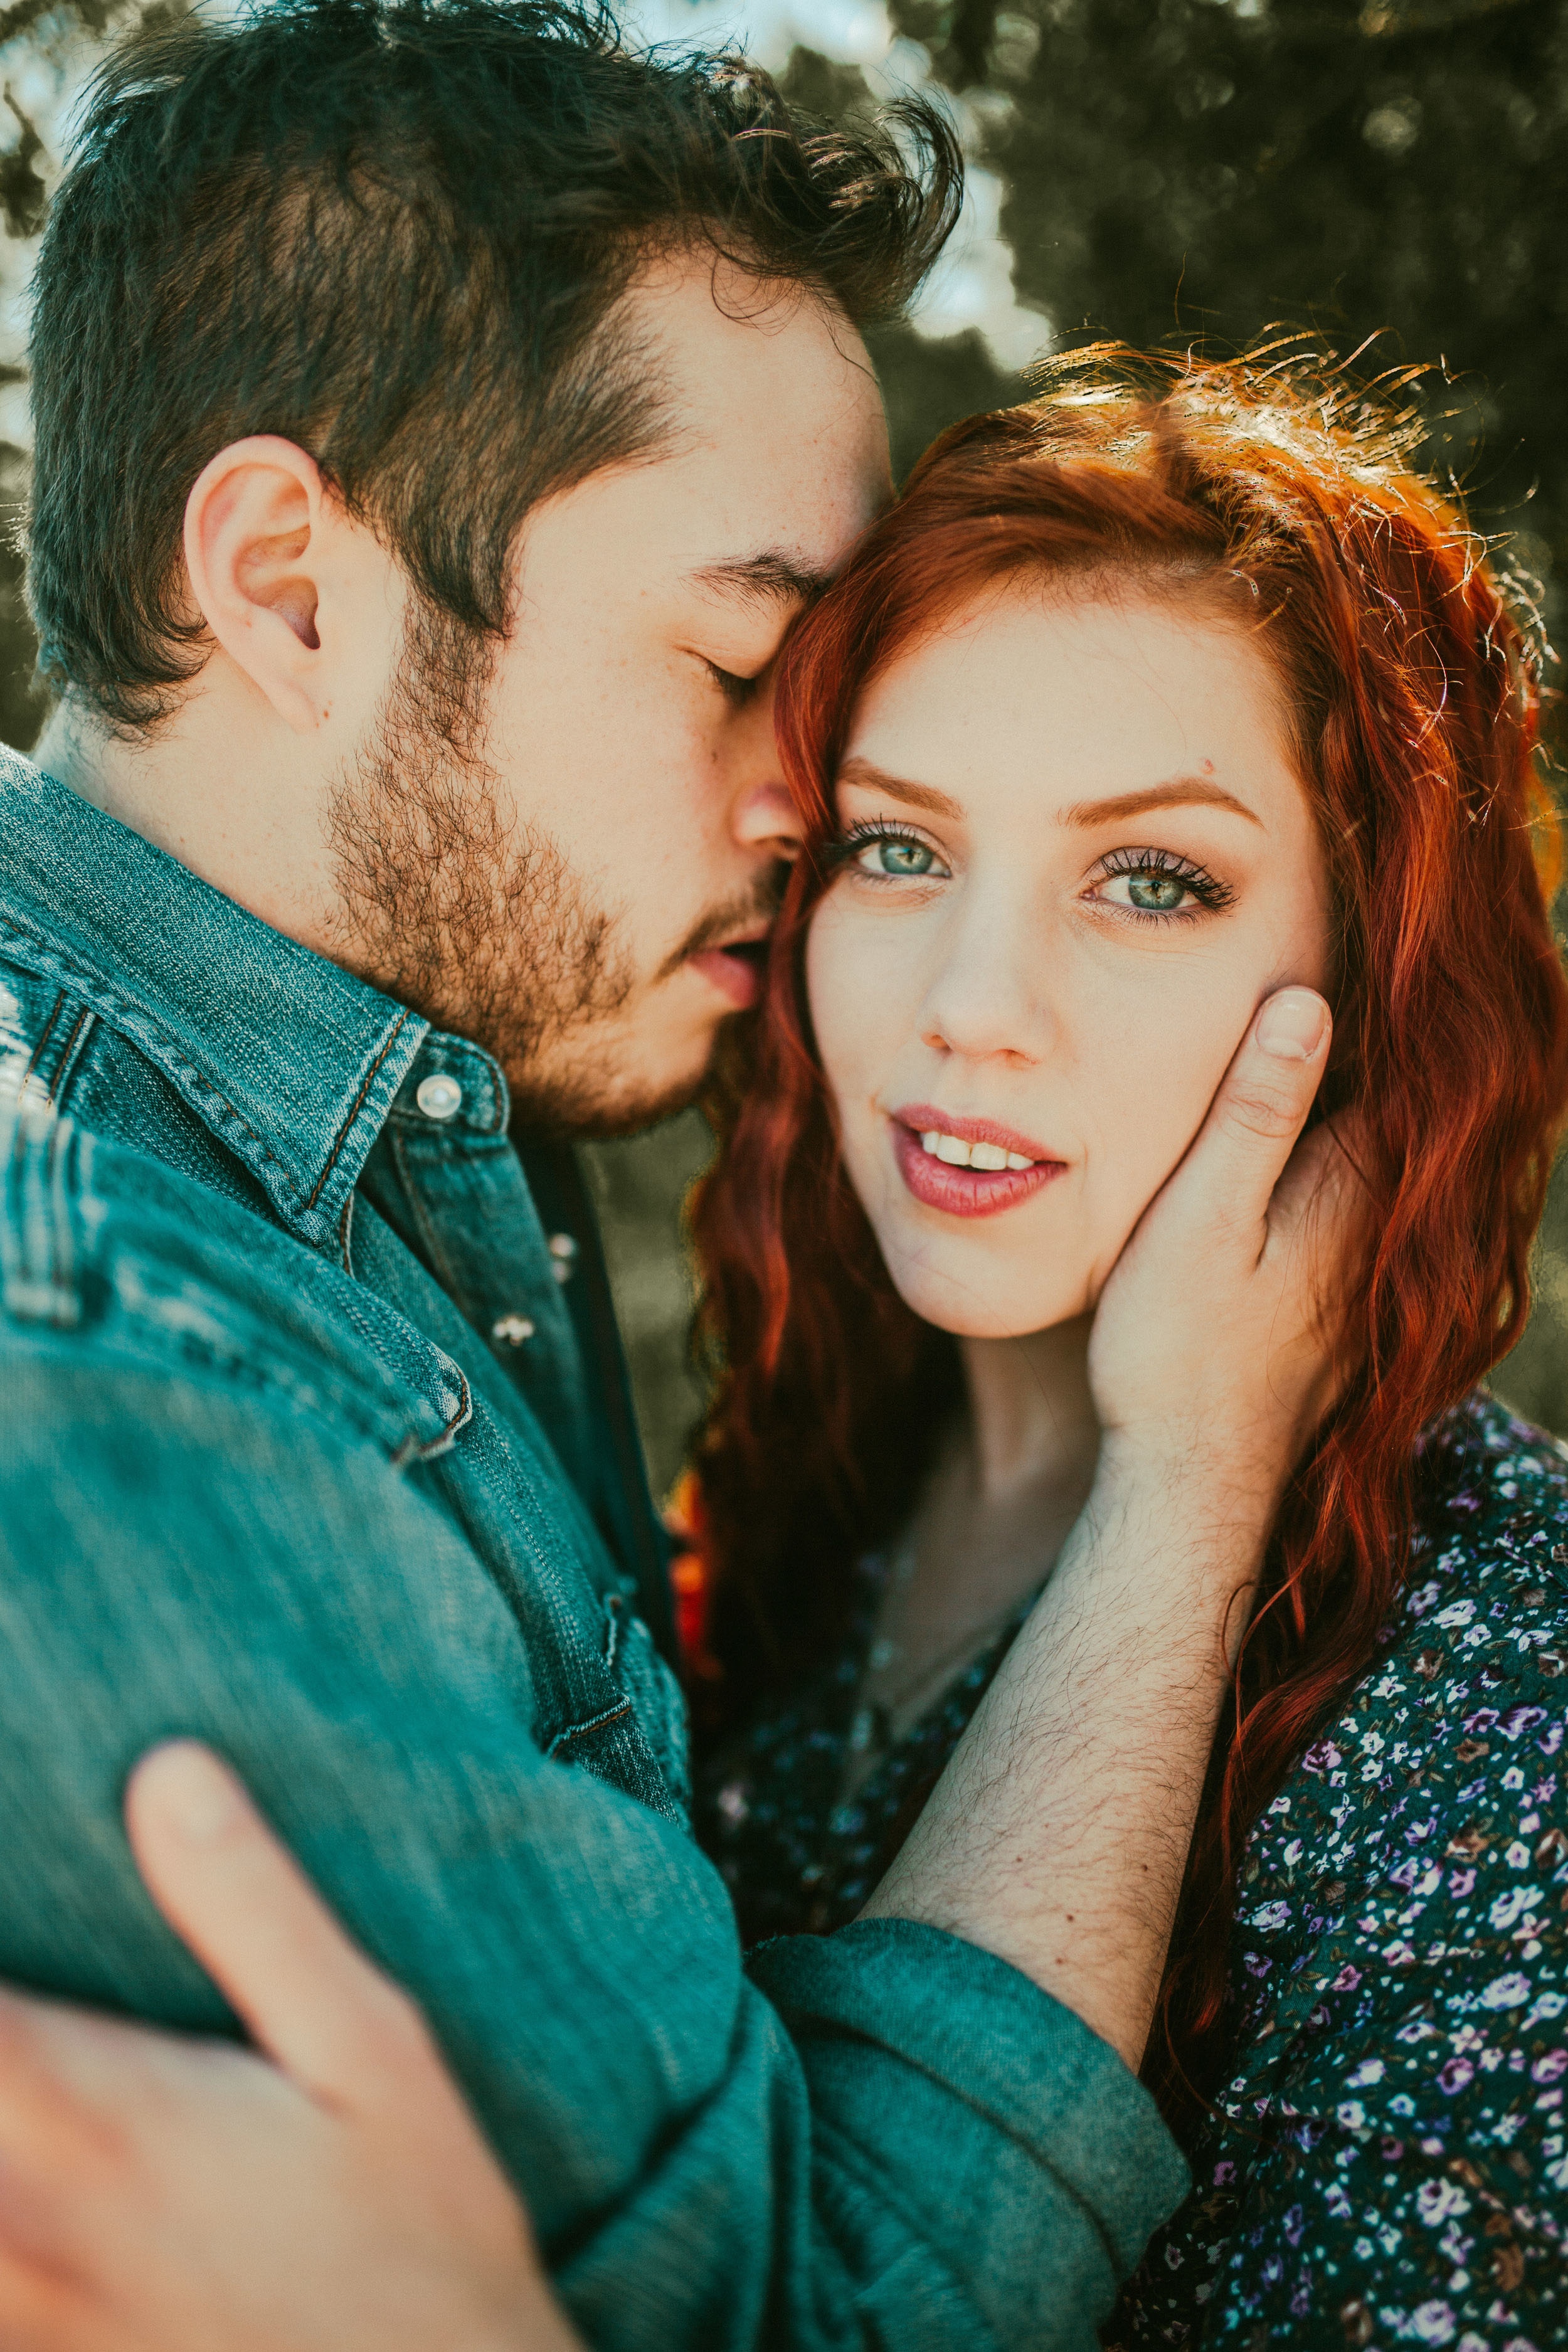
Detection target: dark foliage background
<box><xmin>1</xmin><ymin>0</ymin><xmax>1563</xmax><ymax>1487</ymax></box>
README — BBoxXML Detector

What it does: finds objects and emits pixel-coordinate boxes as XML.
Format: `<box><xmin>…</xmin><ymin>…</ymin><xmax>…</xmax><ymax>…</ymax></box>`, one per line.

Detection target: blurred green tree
<box><xmin>873</xmin><ymin>0</ymin><xmax>1567</xmax><ymax>591</ymax></box>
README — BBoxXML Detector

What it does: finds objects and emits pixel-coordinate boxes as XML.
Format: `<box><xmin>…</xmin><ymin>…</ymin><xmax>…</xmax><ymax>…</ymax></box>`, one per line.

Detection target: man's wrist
<box><xmin>1090</xmin><ymin>1429</ymin><xmax>1281</xmax><ymax>1557</ymax></box>
<box><xmin>1069</xmin><ymin>1443</ymin><xmax>1273</xmax><ymax>1674</ymax></box>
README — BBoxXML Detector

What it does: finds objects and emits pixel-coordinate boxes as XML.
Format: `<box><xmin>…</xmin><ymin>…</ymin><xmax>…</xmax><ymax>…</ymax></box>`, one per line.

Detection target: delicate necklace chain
<box><xmin>842</xmin><ymin>1538</ymin><xmax>1036</xmax><ymax>1785</ymax></box>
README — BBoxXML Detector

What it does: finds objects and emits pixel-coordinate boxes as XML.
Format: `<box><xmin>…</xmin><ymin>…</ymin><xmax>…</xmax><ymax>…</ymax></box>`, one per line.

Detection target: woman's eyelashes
<box><xmin>827</xmin><ymin>822</ymin><xmax>1236</xmax><ymax>918</ymax></box>
<box><xmin>1086</xmin><ymin>845</ymin><xmax>1237</xmax><ymax>920</ymax></box>
<box><xmin>832</xmin><ymin>818</ymin><xmax>952</xmax><ymax>883</ymax></box>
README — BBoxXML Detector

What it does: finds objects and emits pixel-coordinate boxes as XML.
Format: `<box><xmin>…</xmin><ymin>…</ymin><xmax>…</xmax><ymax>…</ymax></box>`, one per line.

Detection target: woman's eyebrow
<box><xmin>835</xmin><ymin>757</ymin><xmax>963</xmax><ymax>818</ymax></box>
<box><xmin>1064</xmin><ymin>777</ymin><xmax>1264</xmax><ymax>829</ymax></box>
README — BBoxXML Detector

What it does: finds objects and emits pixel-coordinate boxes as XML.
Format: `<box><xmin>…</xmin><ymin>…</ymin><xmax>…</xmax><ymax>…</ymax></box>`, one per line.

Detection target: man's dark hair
<box><xmin>27</xmin><ymin>0</ymin><xmax>960</xmax><ymax>733</ymax></box>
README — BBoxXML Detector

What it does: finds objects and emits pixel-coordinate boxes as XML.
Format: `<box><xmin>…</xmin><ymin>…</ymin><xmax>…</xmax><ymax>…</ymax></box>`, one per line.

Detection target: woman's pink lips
<box><xmin>893</xmin><ymin>1103</ymin><xmax>1054</xmax><ymax>1163</ymax></box>
<box><xmin>891</xmin><ymin>1120</ymin><xmax>1066</xmax><ymax>1221</ymax></box>
<box><xmin>688</xmin><ymin>945</ymin><xmax>763</xmax><ymax>1009</ymax></box>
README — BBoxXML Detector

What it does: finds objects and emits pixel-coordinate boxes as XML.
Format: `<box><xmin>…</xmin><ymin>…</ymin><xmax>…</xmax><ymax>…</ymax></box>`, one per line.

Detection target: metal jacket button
<box><xmin>492</xmin><ymin>1313</ymin><xmax>536</xmax><ymax>1347</ymax></box>
<box><xmin>548</xmin><ymin>1232</ymin><xmax>579</xmax><ymax>1285</ymax></box>
<box><xmin>415</xmin><ymin>1073</ymin><xmax>464</xmax><ymax>1121</ymax></box>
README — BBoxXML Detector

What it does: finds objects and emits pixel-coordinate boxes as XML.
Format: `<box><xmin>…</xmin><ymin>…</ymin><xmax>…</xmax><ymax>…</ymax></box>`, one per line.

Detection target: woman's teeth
<box><xmin>918</xmin><ymin>1130</ymin><xmax>1035</xmax><ymax>1172</ymax></box>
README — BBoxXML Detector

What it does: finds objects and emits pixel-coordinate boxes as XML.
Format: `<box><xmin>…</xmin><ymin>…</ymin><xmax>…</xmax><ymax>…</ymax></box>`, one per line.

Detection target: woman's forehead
<box><xmin>838</xmin><ymin>588</ymin><xmax>1305</xmax><ymax>827</ymax></box>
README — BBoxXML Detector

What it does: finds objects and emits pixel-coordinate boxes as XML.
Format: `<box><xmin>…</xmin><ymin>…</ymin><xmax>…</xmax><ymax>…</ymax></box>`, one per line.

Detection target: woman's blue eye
<box><xmin>860</xmin><ymin>837</ymin><xmax>938</xmax><ymax>876</ymax></box>
<box><xmin>1097</xmin><ymin>859</ymin><xmax>1222</xmax><ymax>914</ymax></box>
<box><xmin>1126</xmin><ymin>871</ymin><xmax>1189</xmax><ymax>911</ymax></box>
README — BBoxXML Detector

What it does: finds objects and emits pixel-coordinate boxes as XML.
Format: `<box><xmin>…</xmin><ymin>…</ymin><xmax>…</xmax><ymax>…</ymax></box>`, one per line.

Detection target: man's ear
<box><xmin>183</xmin><ymin>437</ymin><xmax>334</xmax><ymax>735</ymax></box>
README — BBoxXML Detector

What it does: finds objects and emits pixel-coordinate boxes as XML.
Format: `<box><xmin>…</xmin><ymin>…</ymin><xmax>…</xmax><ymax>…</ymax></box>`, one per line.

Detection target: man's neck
<box><xmin>35</xmin><ymin>690</ymin><xmax>344</xmax><ymax>959</ymax></box>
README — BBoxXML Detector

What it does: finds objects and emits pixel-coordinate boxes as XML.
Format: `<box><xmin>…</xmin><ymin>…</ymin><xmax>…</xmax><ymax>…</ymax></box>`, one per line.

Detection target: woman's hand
<box><xmin>1088</xmin><ymin>984</ymin><xmax>1358</xmax><ymax>1532</ymax></box>
<box><xmin>0</xmin><ymin>1741</ymin><xmax>583</xmax><ymax>2352</ymax></box>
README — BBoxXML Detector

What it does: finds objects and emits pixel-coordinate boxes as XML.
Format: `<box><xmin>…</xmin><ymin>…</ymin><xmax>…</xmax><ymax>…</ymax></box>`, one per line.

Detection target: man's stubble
<box><xmin>324</xmin><ymin>596</ymin><xmax>704</xmax><ymax>1137</ymax></box>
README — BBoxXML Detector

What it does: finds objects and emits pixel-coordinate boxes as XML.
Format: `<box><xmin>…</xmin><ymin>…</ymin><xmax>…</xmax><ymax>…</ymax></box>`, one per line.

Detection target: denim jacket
<box><xmin>0</xmin><ymin>748</ymin><xmax>1186</xmax><ymax>2349</ymax></box>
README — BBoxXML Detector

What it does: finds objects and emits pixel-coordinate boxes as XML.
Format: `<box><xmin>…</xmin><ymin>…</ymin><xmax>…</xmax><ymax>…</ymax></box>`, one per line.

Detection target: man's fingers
<box><xmin>1268</xmin><ymin>1104</ymin><xmax>1365</xmax><ymax>1236</ymax></box>
<box><xmin>1176</xmin><ymin>987</ymin><xmax>1332</xmax><ymax>1236</ymax></box>
<box><xmin>0</xmin><ymin>1989</ymin><xmax>139</xmax><ymax>2212</ymax></box>
<box><xmin>124</xmin><ymin>1742</ymin><xmax>431</xmax><ymax>2106</ymax></box>
<box><xmin>0</xmin><ymin>2250</ymin><xmax>98</xmax><ymax>2352</ymax></box>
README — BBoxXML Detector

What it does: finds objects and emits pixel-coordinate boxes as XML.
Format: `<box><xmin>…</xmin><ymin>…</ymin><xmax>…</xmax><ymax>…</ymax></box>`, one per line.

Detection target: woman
<box><xmin>2</xmin><ymin>349</ymin><xmax>1564</xmax><ymax>2352</ymax></box>
<box><xmin>677</xmin><ymin>348</ymin><xmax>1568</xmax><ymax>2346</ymax></box>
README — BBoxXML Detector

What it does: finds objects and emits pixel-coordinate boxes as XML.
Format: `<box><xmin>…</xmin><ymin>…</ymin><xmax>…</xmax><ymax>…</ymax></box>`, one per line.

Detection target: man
<box><xmin>0</xmin><ymin>3</ymin><xmax>1348</xmax><ymax>2345</ymax></box>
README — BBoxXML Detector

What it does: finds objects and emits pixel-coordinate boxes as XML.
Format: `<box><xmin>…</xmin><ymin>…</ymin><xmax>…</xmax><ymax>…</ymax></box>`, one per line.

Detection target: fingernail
<box><xmin>142</xmin><ymin>1742</ymin><xmax>246</xmax><ymax>1843</ymax></box>
<box><xmin>1256</xmin><ymin>989</ymin><xmax>1327</xmax><ymax>1061</ymax></box>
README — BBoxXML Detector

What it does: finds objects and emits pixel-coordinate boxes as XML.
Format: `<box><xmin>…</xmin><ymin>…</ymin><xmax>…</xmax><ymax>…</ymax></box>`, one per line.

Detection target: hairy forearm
<box><xmin>861</xmin><ymin>1454</ymin><xmax>1269</xmax><ymax>2072</ymax></box>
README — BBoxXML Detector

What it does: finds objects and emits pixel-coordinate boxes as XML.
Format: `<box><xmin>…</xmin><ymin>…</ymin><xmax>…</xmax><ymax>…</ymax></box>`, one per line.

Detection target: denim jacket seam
<box><xmin>304</xmin><ymin>1007</ymin><xmax>415</xmax><ymax>1214</ymax></box>
<box><xmin>3</xmin><ymin>1083</ymin><xmax>469</xmax><ymax>1463</ymax></box>
<box><xmin>602</xmin><ymin>1588</ymin><xmax>625</xmax><ymax>1672</ymax></box>
<box><xmin>384</xmin><ymin>1117</ymin><xmax>463</xmax><ymax>1299</ymax></box>
<box><xmin>544</xmin><ymin>1697</ymin><xmax>635</xmax><ymax>1756</ymax></box>
<box><xmin>41</xmin><ymin>1002</ymin><xmax>97</xmax><ymax>1108</ymax></box>
<box><xmin>90</xmin><ymin>1240</ymin><xmax>465</xmax><ymax>1470</ymax></box>
<box><xmin>1</xmin><ymin>1083</ymin><xmax>84</xmax><ymax>1327</ymax></box>
<box><xmin>161</xmin><ymin>1056</ymin><xmax>301</xmax><ymax>1196</ymax></box>
<box><xmin>19</xmin><ymin>989</ymin><xmax>64</xmax><ymax>1091</ymax></box>
<box><xmin>0</xmin><ymin>921</ymin><xmax>415</xmax><ymax>1231</ymax></box>
<box><xmin>388</xmin><ymin>1352</ymin><xmax>473</xmax><ymax>1466</ymax></box>
<box><xmin>0</xmin><ymin>919</ymin><xmax>307</xmax><ymax>1201</ymax></box>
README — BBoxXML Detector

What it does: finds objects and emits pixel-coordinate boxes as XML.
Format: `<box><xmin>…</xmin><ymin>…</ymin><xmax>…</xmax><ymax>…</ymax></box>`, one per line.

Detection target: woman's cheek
<box><xmin>1080</xmin><ymin>977</ymin><xmax>1256</xmax><ymax>1285</ymax></box>
<box><xmin>805</xmin><ymin>898</ymin><xmax>896</xmax><ymax>1109</ymax></box>
<box><xmin>803</xmin><ymin>899</ymin><xmax>857</xmax><ymax>1101</ymax></box>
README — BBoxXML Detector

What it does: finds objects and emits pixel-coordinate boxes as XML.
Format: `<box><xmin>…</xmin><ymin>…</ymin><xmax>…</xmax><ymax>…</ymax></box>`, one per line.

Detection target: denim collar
<box><xmin>0</xmin><ymin>747</ymin><xmax>435</xmax><ymax>1253</ymax></box>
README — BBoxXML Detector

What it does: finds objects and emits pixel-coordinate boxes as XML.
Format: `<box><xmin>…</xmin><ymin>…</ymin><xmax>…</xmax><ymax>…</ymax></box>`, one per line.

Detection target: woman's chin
<box><xmin>881</xmin><ymin>1249</ymin><xmax>1088</xmax><ymax>1341</ymax></box>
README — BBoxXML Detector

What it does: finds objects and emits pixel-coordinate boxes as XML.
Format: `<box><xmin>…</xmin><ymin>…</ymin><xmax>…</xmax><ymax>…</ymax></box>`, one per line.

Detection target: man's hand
<box><xmin>0</xmin><ymin>1740</ymin><xmax>582</xmax><ymax>2352</ymax></box>
<box><xmin>864</xmin><ymin>986</ymin><xmax>1362</xmax><ymax>2065</ymax></box>
<box><xmin>1089</xmin><ymin>983</ymin><xmax>1357</xmax><ymax>1530</ymax></box>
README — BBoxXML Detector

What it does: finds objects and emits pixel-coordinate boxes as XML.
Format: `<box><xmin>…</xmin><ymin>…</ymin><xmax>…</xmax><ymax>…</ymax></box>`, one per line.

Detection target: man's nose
<box><xmin>733</xmin><ymin>779</ymin><xmax>803</xmax><ymax>857</ymax></box>
<box><xmin>727</xmin><ymin>679</ymin><xmax>805</xmax><ymax>859</ymax></box>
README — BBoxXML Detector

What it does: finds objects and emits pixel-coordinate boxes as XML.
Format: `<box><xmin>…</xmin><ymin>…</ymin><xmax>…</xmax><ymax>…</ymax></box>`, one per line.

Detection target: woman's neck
<box><xmin>845</xmin><ymin>1316</ymin><xmax>1103</xmax><ymax>1783</ymax></box>
<box><xmin>958</xmin><ymin>1314</ymin><xmax>1100</xmax><ymax>1513</ymax></box>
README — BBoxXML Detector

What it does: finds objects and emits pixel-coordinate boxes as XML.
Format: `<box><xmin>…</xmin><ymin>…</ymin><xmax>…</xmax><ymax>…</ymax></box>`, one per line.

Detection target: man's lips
<box><xmin>890</xmin><ymin>1104</ymin><xmax>1066</xmax><ymax>1221</ymax></box>
<box><xmin>687</xmin><ymin>938</ymin><xmax>768</xmax><ymax>1009</ymax></box>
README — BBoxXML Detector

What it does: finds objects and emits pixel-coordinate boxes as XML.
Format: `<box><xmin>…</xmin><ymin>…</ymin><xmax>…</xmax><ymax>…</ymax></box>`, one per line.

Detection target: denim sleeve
<box><xmin>0</xmin><ymin>1343</ymin><xmax>1185</xmax><ymax>2352</ymax></box>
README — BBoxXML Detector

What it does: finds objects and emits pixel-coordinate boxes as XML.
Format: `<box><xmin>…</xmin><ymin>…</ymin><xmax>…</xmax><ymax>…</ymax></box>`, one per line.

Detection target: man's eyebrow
<box><xmin>689</xmin><ymin>551</ymin><xmax>834</xmax><ymax>610</ymax></box>
<box><xmin>1064</xmin><ymin>777</ymin><xmax>1264</xmax><ymax>829</ymax></box>
<box><xmin>835</xmin><ymin>756</ymin><xmax>963</xmax><ymax>820</ymax></box>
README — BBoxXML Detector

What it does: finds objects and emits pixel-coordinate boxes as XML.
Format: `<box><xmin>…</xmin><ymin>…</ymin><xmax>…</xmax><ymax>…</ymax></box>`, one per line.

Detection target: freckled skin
<box><xmin>805</xmin><ymin>587</ymin><xmax>1335</xmax><ymax>1341</ymax></box>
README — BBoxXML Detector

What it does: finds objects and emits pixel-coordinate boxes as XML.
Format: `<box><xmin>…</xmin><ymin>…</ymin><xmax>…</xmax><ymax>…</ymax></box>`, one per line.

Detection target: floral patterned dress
<box><xmin>693</xmin><ymin>1394</ymin><xmax>1568</xmax><ymax>2348</ymax></box>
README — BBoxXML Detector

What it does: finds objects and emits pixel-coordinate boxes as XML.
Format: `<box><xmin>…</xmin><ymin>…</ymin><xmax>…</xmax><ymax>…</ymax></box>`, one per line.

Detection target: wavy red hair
<box><xmin>687</xmin><ymin>347</ymin><xmax>1568</xmax><ymax>2117</ymax></box>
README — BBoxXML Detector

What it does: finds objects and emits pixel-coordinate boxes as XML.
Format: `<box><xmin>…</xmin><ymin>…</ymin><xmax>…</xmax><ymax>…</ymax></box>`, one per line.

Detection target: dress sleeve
<box><xmin>1192</xmin><ymin>1579</ymin><xmax>1568</xmax><ymax>2349</ymax></box>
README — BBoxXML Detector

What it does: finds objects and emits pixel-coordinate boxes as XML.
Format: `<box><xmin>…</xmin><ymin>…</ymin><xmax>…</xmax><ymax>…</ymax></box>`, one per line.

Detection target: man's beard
<box><xmin>324</xmin><ymin>600</ymin><xmax>763</xmax><ymax>1137</ymax></box>
<box><xmin>324</xmin><ymin>599</ymin><xmax>638</xmax><ymax>1132</ymax></box>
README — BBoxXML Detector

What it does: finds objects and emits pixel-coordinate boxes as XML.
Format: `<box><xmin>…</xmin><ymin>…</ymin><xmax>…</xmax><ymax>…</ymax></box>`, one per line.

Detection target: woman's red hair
<box><xmin>687</xmin><ymin>347</ymin><xmax>1568</xmax><ymax>2119</ymax></box>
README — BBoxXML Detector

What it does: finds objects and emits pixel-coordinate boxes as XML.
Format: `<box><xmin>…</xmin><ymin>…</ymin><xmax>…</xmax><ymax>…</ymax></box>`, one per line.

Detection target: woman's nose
<box><xmin>916</xmin><ymin>897</ymin><xmax>1053</xmax><ymax>1067</ymax></box>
